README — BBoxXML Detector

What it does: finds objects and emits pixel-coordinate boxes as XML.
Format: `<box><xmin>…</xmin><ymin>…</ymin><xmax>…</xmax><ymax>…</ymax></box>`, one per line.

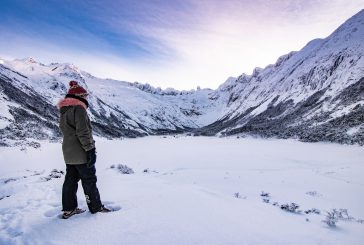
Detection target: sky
<box><xmin>0</xmin><ymin>0</ymin><xmax>364</xmax><ymax>90</ymax></box>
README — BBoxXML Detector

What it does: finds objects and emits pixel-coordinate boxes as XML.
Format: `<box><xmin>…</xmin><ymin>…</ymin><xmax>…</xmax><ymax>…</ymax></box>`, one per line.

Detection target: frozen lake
<box><xmin>0</xmin><ymin>136</ymin><xmax>364</xmax><ymax>244</ymax></box>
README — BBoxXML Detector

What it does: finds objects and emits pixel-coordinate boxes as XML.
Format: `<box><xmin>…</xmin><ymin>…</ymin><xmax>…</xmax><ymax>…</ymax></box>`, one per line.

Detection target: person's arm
<box><xmin>74</xmin><ymin>106</ymin><xmax>95</xmax><ymax>151</ymax></box>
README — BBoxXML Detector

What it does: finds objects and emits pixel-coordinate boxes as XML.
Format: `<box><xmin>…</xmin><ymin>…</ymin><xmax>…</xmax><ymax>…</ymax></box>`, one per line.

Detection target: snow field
<box><xmin>0</xmin><ymin>136</ymin><xmax>364</xmax><ymax>244</ymax></box>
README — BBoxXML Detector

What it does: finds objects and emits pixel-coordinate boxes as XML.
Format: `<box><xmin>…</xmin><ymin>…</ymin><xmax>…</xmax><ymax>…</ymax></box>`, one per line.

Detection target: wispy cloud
<box><xmin>1</xmin><ymin>0</ymin><xmax>363</xmax><ymax>89</ymax></box>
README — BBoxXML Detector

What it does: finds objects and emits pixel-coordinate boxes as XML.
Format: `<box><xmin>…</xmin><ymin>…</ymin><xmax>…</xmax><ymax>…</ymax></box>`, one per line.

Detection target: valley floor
<box><xmin>0</xmin><ymin>136</ymin><xmax>363</xmax><ymax>245</ymax></box>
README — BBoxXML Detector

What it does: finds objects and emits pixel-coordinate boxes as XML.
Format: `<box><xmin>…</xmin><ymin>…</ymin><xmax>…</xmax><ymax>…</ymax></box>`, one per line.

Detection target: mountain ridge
<box><xmin>0</xmin><ymin>9</ymin><xmax>363</xmax><ymax>147</ymax></box>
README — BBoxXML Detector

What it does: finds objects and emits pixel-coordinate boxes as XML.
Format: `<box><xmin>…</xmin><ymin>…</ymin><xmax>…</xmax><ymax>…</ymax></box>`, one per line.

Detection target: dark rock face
<box><xmin>333</xmin><ymin>77</ymin><xmax>364</xmax><ymax>106</ymax></box>
<box><xmin>88</xmin><ymin>98</ymin><xmax>147</xmax><ymax>138</ymax></box>
<box><xmin>1</xmin><ymin>69</ymin><xmax>363</xmax><ymax>146</ymax></box>
<box><xmin>195</xmin><ymin>9</ymin><xmax>364</xmax><ymax>145</ymax></box>
<box><xmin>0</xmin><ymin>72</ymin><xmax>145</xmax><ymax>146</ymax></box>
<box><xmin>198</xmin><ymin>78</ymin><xmax>364</xmax><ymax>145</ymax></box>
<box><xmin>1</xmin><ymin>62</ymin><xmax>363</xmax><ymax>146</ymax></box>
<box><xmin>0</xmin><ymin>75</ymin><xmax>60</xmax><ymax>147</ymax></box>
<box><xmin>0</xmin><ymin>64</ymin><xmax>195</xmax><ymax>147</ymax></box>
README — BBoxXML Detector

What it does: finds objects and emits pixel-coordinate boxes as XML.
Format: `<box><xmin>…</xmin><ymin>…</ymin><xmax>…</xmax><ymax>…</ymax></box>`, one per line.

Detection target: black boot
<box><xmin>99</xmin><ymin>205</ymin><xmax>112</xmax><ymax>213</ymax></box>
<box><xmin>62</xmin><ymin>208</ymin><xmax>85</xmax><ymax>219</ymax></box>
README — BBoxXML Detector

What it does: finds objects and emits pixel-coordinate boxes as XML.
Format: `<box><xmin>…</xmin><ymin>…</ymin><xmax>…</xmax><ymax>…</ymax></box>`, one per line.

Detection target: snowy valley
<box><xmin>1</xmin><ymin>10</ymin><xmax>364</xmax><ymax>147</ymax></box>
<box><xmin>1</xmin><ymin>136</ymin><xmax>364</xmax><ymax>244</ymax></box>
<box><xmin>0</xmin><ymin>8</ymin><xmax>364</xmax><ymax>245</ymax></box>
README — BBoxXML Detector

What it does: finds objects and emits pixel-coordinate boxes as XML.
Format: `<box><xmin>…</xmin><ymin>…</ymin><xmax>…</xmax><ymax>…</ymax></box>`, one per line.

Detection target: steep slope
<box><xmin>0</xmin><ymin>59</ymin><xmax>223</xmax><ymax>146</ymax></box>
<box><xmin>198</xmin><ymin>9</ymin><xmax>364</xmax><ymax>145</ymax></box>
<box><xmin>1</xmin><ymin>10</ymin><xmax>364</xmax><ymax>146</ymax></box>
<box><xmin>0</xmin><ymin>65</ymin><xmax>60</xmax><ymax>147</ymax></box>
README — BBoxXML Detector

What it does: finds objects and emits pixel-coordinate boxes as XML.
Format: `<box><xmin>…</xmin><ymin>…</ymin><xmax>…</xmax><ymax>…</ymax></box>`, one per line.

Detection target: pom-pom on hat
<box><xmin>67</xmin><ymin>81</ymin><xmax>88</xmax><ymax>97</ymax></box>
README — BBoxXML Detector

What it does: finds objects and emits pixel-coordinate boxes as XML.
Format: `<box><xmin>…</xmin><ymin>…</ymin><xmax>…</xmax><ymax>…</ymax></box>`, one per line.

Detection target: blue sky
<box><xmin>1</xmin><ymin>0</ymin><xmax>363</xmax><ymax>89</ymax></box>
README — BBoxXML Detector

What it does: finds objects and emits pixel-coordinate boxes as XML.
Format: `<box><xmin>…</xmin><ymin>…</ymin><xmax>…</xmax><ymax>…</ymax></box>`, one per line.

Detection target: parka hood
<box><xmin>57</xmin><ymin>98</ymin><xmax>87</xmax><ymax>110</ymax></box>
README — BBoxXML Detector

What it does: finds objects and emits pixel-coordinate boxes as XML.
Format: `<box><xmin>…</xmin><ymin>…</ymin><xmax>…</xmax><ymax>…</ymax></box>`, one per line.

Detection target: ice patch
<box><xmin>0</xmin><ymin>137</ymin><xmax>364</xmax><ymax>244</ymax></box>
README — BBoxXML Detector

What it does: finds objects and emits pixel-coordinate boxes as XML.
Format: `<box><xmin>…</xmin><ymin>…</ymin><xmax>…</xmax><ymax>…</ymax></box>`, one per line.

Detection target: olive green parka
<box><xmin>58</xmin><ymin>97</ymin><xmax>95</xmax><ymax>164</ymax></box>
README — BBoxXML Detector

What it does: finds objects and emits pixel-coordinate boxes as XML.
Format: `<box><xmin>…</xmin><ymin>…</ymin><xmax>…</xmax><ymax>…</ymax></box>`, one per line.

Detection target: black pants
<box><xmin>62</xmin><ymin>163</ymin><xmax>102</xmax><ymax>213</ymax></box>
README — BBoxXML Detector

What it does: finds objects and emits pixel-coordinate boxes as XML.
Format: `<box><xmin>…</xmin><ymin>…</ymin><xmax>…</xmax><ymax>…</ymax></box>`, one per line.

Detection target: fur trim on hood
<box><xmin>57</xmin><ymin>98</ymin><xmax>87</xmax><ymax>110</ymax></box>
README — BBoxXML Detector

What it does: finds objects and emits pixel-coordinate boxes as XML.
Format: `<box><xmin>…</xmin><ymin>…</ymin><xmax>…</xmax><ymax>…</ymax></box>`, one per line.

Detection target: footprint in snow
<box><xmin>44</xmin><ymin>208</ymin><xmax>63</xmax><ymax>218</ymax></box>
<box><xmin>44</xmin><ymin>202</ymin><xmax>122</xmax><ymax>218</ymax></box>
<box><xmin>102</xmin><ymin>201</ymin><xmax>122</xmax><ymax>212</ymax></box>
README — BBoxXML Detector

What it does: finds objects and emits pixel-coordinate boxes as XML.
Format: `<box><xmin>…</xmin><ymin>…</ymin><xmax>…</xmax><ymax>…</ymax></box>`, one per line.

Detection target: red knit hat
<box><xmin>67</xmin><ymin>81</ymin><xmax>88</xmax><ymax>96</ymax></box>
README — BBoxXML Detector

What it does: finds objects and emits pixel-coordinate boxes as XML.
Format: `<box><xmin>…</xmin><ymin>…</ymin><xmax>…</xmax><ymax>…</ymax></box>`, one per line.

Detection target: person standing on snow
<box><xmin>58</xmin><ymin>80</ymin><xmax>110</xmax><ymax>219</ymax></box>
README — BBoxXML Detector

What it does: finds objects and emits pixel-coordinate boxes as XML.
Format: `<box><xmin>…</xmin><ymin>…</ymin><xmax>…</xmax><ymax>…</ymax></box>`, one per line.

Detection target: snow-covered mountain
<box><xmin>0</xmin><ymin>58</ymin><xmax>227</xmax><ymax>147</ymax></box>
<box><xmin>198</xmin><ymin>9</ymin><xmax>364</xmax><ymax>145</ymax></box>
<box><xmin>1</xmin><ymin>9</ymin><xmax>364</xmax><ymax>146</ymax></box>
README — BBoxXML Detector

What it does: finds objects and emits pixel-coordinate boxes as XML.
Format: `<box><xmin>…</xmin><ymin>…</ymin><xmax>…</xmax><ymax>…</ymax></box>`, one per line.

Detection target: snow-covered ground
<box><xmin>0</xmin><ymin>136</ymin><xmax>364</xmax><ymax>245</ymax></box>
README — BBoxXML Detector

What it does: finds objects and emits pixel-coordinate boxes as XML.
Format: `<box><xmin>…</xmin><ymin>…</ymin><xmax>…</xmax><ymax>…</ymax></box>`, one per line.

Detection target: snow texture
<box><xmin>0</xmin><ymin>136</ymin><xmax>364</xmax><ymax>244</ymax></box>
